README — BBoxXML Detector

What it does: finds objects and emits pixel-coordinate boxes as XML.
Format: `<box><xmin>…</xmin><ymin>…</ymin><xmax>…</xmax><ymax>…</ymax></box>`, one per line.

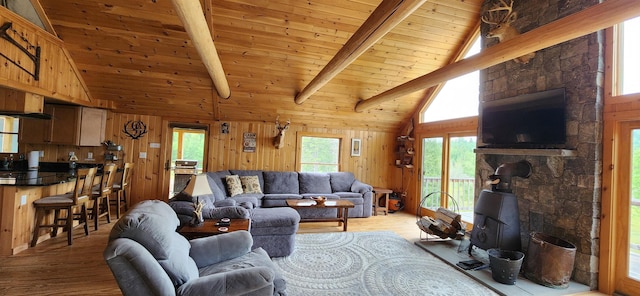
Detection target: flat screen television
<box><xmin>480</xmin><ymin>88</ymin><xmax>566</xmax><ymax>149</ymax></box>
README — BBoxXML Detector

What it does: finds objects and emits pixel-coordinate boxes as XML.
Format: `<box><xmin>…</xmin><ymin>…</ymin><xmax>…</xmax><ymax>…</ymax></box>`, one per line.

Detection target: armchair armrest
<box><xmin>169</xmin><ymin>200</ymin><xmax>197</xmax><ymax>217</ymax></box>
<box><xmin>351</xmin><ymin>180</ymin><xmax>373</xmax><ymax>194</ymax></box>
<box><xmin>189</xmin><ymin>231</ymin><xmax>253</xmax><ymax>268</ymax></box>
<box><xmin>205</xmin><ymin>206</ymin><xmax>250</xmax><ymax>220</ymax></box>
<box><xmin>213</xmin><ymin>199</ymin><xmax>236</xmax><ymax>207</ymax></box>
<box><xmin>177</xmin><ymin>266</ymin><xmax>275</xmax><ymax>296</ymax></box>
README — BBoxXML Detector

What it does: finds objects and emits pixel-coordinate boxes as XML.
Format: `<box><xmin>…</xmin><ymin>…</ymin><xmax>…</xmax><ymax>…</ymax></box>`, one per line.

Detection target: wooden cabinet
<box><xmin>395</xmin><ymin>136</ymin><xmax>415</xmax><ymax>168</ymax></box>
<box><xmin>20</xmin><ymin>104</ymin><xmax>106</xmax><ymax>146</ymax></box>
<box><xmin>78</xmin><ymin>107</ymin><xmax>106</xmax><ymax>146</ymax></box>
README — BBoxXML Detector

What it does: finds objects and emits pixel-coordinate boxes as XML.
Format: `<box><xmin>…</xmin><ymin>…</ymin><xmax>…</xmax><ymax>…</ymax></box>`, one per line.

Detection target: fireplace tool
<box><xmin>468</xmin><ymin>160</ymin><xmax>532</xmax><ymax>255</ymax></box>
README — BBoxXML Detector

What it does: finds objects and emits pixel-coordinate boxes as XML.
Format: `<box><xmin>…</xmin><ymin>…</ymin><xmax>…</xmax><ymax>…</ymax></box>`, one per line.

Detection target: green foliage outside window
<box><xmin>300</xmin><ymin>137</ymin><xmax>340</xmax><ymax>173</ymax></box>
<box><xmin>172</xmin><ymin>130</ymin><xmax>205</xmax><ymax>170</ymax></box>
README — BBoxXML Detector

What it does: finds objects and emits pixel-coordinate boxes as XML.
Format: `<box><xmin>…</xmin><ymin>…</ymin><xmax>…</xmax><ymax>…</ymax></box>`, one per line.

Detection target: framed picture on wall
<box><xmin>351</xmin><ymin>138</ymin><xmax>361</xmax><ymax>156</ymax></box>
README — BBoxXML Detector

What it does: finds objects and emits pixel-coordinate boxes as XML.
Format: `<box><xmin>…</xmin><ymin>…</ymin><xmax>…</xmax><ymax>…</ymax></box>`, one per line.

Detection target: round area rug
<box><xmin>272</xmin><ymin>231</ymin><xmax>498</xmax><ymax>296</ymax></box>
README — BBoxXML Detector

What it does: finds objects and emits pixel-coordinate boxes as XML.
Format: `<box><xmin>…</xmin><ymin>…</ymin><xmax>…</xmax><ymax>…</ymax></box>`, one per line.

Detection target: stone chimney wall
<box><xmin>477</xmin><ymin>0</ymin><xmax>602</xmax><ymax>288</ymax></box>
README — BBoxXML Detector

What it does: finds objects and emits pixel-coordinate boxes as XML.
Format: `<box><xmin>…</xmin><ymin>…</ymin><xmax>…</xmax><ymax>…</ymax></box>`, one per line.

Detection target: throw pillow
<box><xmin>225</xmin><ymin>175</ymin><xmax>243</xmax><ymax>197</ymax></box>
<box><xmin>240</xmin><ymin>175</ymin><xmax>262</xmax><ymax>194</ymax></box>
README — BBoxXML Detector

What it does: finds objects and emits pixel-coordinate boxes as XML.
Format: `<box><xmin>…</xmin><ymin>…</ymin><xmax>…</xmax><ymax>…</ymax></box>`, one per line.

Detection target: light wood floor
<box><xmin>0</xmin><ymin>210</ymin><xmax>607</xmax><ymax>295</ymax></box>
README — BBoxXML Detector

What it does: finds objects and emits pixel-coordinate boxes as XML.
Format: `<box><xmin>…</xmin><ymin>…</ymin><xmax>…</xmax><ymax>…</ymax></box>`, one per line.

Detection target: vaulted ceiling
<box><xmin>37</xmin><ymin>0</ymin><xmax>483</xmax><ymax>131</ymax></box>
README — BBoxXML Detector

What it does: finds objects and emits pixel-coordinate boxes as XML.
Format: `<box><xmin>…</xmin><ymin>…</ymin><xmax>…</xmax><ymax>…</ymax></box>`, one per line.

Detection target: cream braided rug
<box><xmin>272</xmin><ymin>231</ymin><xmax>498</xmax><ymax>296</ymax></box>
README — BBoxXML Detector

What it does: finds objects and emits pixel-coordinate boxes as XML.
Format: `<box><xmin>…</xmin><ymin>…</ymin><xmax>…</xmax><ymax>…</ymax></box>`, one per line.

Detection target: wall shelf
<box><xmin>474</xmin><ymin>148</ymin><xmax>577</xmax><ymax>157</ymax></box>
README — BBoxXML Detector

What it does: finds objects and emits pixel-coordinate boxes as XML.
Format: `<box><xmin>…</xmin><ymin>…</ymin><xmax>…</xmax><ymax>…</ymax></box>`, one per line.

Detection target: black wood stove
<box><xmin>470</xmin><ymin>160</ymin><xmax>532</xmax><ymax>253</ymax></box>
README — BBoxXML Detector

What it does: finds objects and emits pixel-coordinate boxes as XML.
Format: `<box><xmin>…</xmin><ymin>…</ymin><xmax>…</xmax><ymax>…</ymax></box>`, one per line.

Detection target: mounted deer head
<box><xmin>273</xmin><ymin>116</ymin><xmax>290</xmax><ymax>149</ymax></box>
<box><xmin>481</xmin><ymin>0</ymin><xmax>535</xmax><ymax>64</ymax></box>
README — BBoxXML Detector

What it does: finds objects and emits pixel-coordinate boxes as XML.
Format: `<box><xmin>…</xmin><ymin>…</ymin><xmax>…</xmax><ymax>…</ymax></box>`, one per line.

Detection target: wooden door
<box><xmin>613</xmin><ymin>121</ymin><xmax>640</xmax><ymax>295</ymax></box>
<box><xmin>160</xmin><ymin>121</ymin><xmax>210</xmax><ymax>200</ymax></box>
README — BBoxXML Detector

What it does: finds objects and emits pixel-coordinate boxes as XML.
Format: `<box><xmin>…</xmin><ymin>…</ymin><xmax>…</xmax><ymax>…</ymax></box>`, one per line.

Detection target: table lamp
<box><xmin>183</xmin><ymin>174</ymin><xmax>212</xmax><ymax>227</ymax></box>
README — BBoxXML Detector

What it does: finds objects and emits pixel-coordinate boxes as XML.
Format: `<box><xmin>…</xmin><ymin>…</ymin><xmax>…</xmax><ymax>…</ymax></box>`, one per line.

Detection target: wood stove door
<box><xmin>609</xmin><ymin>122</ymin><xmax>640</xmax><ymax>294</ymax></box>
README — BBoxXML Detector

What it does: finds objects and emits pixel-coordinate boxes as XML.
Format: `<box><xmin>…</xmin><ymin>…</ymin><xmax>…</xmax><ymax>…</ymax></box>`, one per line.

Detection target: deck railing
<box><xmin>420</xmin><ymin>177</ymin><xmax>475</xmax><ymax>213</ymax></box>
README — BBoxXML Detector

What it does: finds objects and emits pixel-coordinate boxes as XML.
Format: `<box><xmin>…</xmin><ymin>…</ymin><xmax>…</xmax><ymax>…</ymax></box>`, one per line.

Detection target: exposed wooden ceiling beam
<box><xmin>170</xmin><ymin>0</ymin><xmax>231</xmax><ymax>99</ymax></box>
<box><xmin>355</xmin><ymin>0</ymin><xmax>640</xmax><ymax>112</ymax></box>
<box><xmin>294</xmin><ymin>0</ymin><xmax>427</xmax><ymax>105</ymax></box>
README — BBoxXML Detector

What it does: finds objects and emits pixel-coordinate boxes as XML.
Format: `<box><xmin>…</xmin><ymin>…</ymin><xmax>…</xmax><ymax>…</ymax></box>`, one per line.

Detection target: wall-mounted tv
<box><xmin>480</xmin><ymin>88</ymin><xmax>566</xmax><ymax>149</ymax></box>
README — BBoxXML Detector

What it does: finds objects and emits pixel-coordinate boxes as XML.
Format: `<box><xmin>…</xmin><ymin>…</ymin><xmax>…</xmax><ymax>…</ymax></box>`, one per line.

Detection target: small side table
<box><xmin>372</xmin><ymin>187</ymin><xmax>393</xmax><ymax>216</ymax></box>
<box><xmin>178</xmin><ymin>219</ymin><xmax>251</xmax><ymax>239</ymax></box>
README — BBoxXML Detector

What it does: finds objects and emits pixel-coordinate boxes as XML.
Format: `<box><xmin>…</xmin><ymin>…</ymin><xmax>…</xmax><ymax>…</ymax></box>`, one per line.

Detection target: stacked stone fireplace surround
<box><xmin>476</xmin><ymin>0</ymin><xmax>602</xmax><ymax>288</ymax></box>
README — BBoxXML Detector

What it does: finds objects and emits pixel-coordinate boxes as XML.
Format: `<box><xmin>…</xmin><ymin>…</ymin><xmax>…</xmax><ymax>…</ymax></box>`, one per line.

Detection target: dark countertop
<box><xmin>0</xmin><ymin>171</ymin><xmax>77</xmax><ymax>186</ymax></box>
<box><xmin>0</xmin><ymin>162</ymin><xmax>102</xmax><ymax>187</ymax></box>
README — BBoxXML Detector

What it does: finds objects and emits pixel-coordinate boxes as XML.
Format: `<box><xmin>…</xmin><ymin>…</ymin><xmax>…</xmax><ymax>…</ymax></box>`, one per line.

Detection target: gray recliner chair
<box><xmin>103</xmin><ymin>200</ymin><xmax>286</xmax><ymax>296</ymax></box>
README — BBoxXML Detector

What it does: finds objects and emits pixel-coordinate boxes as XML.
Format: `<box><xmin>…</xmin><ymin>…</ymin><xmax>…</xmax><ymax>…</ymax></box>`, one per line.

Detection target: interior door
<box><xmin>614</xmin><ymin>121</ymin><xmax>640</xmax><ymax>294</ymax></box>
<box><xmin>161</xmin><ymin>122</ymin><xmax>209</xmax><ymax>200</ymax></box>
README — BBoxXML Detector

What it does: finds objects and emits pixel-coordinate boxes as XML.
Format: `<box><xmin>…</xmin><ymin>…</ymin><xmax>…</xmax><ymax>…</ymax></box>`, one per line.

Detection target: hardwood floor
<box><xmin>0</xmin><ymin>210</ymin><xmax>606</xmax><ymax>295</ymax></box>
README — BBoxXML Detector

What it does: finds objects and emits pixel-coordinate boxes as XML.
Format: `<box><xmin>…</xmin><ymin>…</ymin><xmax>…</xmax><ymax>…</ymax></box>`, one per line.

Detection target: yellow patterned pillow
<box><xmin>225</xmin><ymin>175</ymin><xmax>243</xmax><ymax>197</ymax></box>
<box><xmin>241</xmin><ymin>175</ymin><xmax>263</xmax><ymax>194</ymax></box>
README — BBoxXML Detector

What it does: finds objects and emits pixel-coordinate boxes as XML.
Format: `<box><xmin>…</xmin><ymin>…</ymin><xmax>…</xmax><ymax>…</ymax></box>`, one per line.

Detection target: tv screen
<box><xmin>481</xmin><ymin>88</ymin><xmax>566</xmax><ymax>148</ymax></box>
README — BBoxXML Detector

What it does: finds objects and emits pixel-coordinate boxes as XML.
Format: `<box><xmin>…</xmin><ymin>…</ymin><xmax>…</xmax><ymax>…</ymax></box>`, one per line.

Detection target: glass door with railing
<box><xmin>420</xmin><ymin>135</ymin><xmax>476</xmax><ymax>223</ymax></box>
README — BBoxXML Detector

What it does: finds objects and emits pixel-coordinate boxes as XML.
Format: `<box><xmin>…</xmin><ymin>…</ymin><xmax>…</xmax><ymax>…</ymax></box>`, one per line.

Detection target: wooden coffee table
<box><xmin>178</xmin><ymin>219</ymin><xmax>251</xmax><ymax>239</ymax></box>
<box><xmin>286</xmin><ymin>199</ymin><xmax>354</xmax><ymax>231</ymax></box>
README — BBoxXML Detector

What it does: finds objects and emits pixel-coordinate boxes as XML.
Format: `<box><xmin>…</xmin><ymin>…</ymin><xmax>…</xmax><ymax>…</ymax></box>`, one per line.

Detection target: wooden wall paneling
<box><xmin>104</xmin><ymin>112</ymin><xmax>163</xmax><ymax>205</ymax></box>
<box><xmin>0</xmin><ymin>7</ymin><xmax>92</xmax><ymax>105</ymax></box>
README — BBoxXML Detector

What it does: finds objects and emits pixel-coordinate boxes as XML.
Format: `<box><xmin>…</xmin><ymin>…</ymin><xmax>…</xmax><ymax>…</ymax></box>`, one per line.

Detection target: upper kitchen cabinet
<box><xmin>20</xmin><ymin>104</ymin><xmax>106</xmax><ymax>146</ymax></box>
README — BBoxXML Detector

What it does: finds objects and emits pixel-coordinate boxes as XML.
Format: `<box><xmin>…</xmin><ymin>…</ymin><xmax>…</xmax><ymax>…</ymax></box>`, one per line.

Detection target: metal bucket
<box><xmin>524</xmin><ymin>232</ymin><xmax>576</xmax><ymax>289</ymax></box>
<box><xmin>488</xmin><ymin>248</ymin><xmax>525</xmax><ymax>285</ymax></box>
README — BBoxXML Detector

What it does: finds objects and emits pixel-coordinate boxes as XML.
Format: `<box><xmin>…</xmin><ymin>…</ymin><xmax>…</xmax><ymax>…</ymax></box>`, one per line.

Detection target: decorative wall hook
<box><xmin>123</xmin><ymin>120</ymin><xmax>148</xmax><ymax>139</ymax></box>
<box><xmin>0</xmin><ymin>22</ymin><xmax>41</xmax><ymax>80</ymax></box>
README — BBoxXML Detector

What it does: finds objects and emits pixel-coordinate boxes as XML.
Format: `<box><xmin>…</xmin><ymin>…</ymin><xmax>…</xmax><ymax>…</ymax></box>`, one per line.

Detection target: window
<box><xmin>299</xmin><ymin>136</ymin><xmax>341</xmax><ymax>173</ymax></box>
<box><xmin>421</xmin><ymin>37</ymin><xmax>481</xmax><ymax>123</ymax></box>
<box><xmin>620</xmin><ymin>16</ymin><xmax>640</xmax><ymax>95</ymax></box>
<box><xmin>0</xmin><ymin>116</ymin><xmax>19</xmax><ymax>153</ymax></box>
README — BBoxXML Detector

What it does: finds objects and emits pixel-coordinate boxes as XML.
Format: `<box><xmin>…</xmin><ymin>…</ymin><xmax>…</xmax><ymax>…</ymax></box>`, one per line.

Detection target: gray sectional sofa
<box><xmin>168</xmin><ymin>170</ymin><xmax>373</xmax><ymax>257</ymax></box>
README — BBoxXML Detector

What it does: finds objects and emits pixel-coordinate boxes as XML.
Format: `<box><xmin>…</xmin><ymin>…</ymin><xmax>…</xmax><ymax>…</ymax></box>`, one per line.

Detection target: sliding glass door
<box><xmin>420</xmin><ymin>134</ymin><xmax>476</xmax><ymax>222</ymax></box>
<box><xmin>614</xmin><ymin>122</ymin><xmax>640</xmax><ymax>294</ymax></box>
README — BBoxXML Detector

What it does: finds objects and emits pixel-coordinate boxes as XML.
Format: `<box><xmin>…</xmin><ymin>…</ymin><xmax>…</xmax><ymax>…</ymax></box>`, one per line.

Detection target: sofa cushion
<box><xmin>109</xmin><ymin>200</ymin><xmax>199</xmax><ymax>286</ymax></box>
<box><xmin>240</xmin><ymin>175</ymin><xmax>262</xmax><ymax>194</ymax></box>
<box><xmin>230</xmin><ymin>170</ymin><xmax>265</xmax><ymax>190</ymax></box>
<box><xmin>207</xmin><ymin>170</ymin><xmax>231</xmax><ymax>196</ymax></box>
<box><xmin>206</xmin><ymin>174</ymin><xmax>227</xmax><ymax>201</ymax></box>
<box><xmin>298</xmin><ymin>172</ymin><xmax>332</xmax><ymax>194</ymax></box>
<box><xmin>334</xmin><ymin>192</ymin><xmax>363</xmax><ymax>200</ymax></box>
<box><xmin>225</xmin><ymin>175</ymin><xmax>243</xmax><ymax>197</ymax></box>
<box><xmin>171</xmin><ymin>174</ymin><xmax>223</xmax><ymax>204</ymax></box>
<box><xmin>264</xmin><ymin>171</ymin><xmax>299</xmax><ymax>194</ymax></box>
<box><xmin>329</xmin><ymin>172</ymin><xmax>356</xmax><ymax>192</ymax></box>
<box><xmin>250</xmin><ymin>207</ymin><xmax>300</xmax><ymax>236</ymax></box>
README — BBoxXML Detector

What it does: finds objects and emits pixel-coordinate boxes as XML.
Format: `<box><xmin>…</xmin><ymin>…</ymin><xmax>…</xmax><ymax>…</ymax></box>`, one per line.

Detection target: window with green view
<box><xmin>300</xmin><ymin>136</ymin><xmax>340</xmax><ymax>173</ymax></box>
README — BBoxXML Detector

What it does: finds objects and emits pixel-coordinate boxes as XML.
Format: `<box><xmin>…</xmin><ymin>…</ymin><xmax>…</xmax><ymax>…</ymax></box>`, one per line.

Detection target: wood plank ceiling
<box><xmin>39</xmin><ymin>0</ymin><xmax>482</xmax><ymax>131</ymax></box>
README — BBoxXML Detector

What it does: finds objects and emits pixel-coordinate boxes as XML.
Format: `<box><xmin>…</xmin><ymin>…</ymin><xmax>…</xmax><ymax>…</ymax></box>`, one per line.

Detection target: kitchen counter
<box><xmin>0</xmin><ymin>164</ymin><xmax>101</xmax><ymax>255</ymax></box>
<box><xmin>0</xmin><ymin>171</ymin><xmax>76</xmax><ymax>186</ymax></box>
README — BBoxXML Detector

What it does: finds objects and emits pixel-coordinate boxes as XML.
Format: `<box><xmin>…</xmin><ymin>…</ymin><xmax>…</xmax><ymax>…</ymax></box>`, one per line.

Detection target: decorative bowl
<box><xmin>312</xmin><ymin>196</ymin><xmax>326</xmax><ymax>206</ymax></box>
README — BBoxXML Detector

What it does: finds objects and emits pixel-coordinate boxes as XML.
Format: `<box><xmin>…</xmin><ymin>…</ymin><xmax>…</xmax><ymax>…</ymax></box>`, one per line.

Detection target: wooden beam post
<box><xmin>355</xmin><ymin>0</ymin><xmax>640</xmax><ymax>112</ymax></box>
<box><xmin>171</xmin><ymin>0</ymin><xmax>231</xmax><ymax>99</ymax></box>
<box><xmin>294</xmin><ymin>0</ymin><xmax>427</xmax><ymax>105</ymax></box>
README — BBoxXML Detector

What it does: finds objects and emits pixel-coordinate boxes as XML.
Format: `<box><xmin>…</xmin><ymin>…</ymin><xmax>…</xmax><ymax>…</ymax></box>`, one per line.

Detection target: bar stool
<box><xmin>90</xmin><ymin>163</ymin><xmax>117</xmax><ymax>230</ymax></box>
<box><xmin>111</xmin><ymin>162</ymin><xmax>133</xmax><ymax>218</ymax></box>
<box><xmin>31</xmin><ymin>167</ymin><xmax>97</xmax><ymax>247</ymax></box>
